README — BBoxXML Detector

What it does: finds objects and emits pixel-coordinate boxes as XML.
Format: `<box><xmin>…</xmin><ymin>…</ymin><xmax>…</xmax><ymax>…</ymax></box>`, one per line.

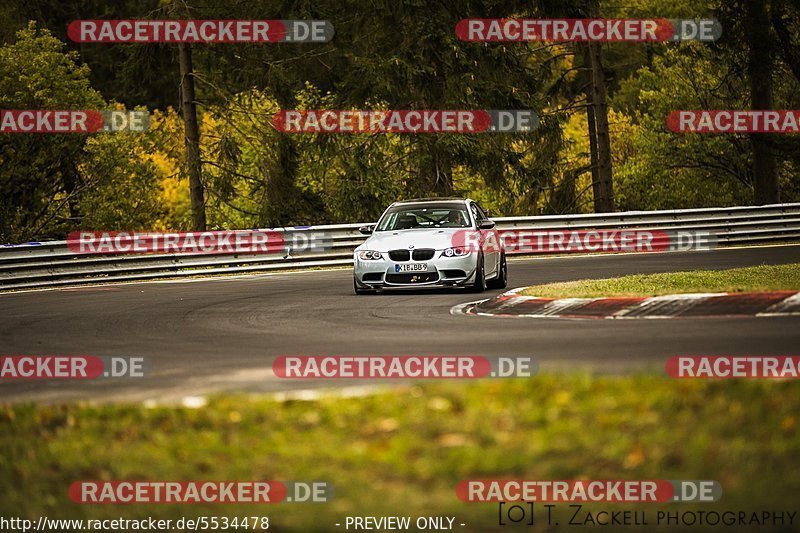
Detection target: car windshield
<box><xmin>376</xmin><ymin>204</ymin><xmax>471</xmax><ymax>231</ymax></box>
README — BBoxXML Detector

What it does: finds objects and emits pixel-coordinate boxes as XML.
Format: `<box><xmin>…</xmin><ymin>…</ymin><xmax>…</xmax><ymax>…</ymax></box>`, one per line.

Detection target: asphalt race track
<box><xmin>1</xmin><ymin>244</ymin><xmax>799</xmax><ymax>404</ymax></box>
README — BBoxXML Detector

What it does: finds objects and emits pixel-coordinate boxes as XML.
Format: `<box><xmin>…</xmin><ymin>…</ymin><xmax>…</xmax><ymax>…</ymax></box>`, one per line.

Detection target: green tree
<box><xmin>614</xmin><ymin>45</ymin><xmax>754</xmax><ymax>209</ymax></box>
<box><xmin>0</xmin><ymin>22</ymin><xmax>103</xmax><ymax>241</ymax></box>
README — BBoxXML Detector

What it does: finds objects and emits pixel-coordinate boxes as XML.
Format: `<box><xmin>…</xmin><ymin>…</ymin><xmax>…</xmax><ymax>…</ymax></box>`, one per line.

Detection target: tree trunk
<box><xmin>582</xmin><ymin>44</ymin><xmax>601</xmax><ymax>212</ymax></box>
<box><xmin>263</xmin><ymin>134</ymin><xmax>300</xmax><ymax>226</ymax></box>
<box><xmin>588</xmin><ymin>39</ymin><xmax>615</xmax><ymax>213</ymax></box>
<box><xmin>746</xmin><ymin>0</ymin><xmax>780</xmax><ymax>205</ymax></box>
<box><xmin>428</xmin><ymin>141</ymin><xmax>454</xmax><ymax>196</ymax></box>
<box><xmin>585</xmin><ymin>0</ymin><xmax>614</xmax><ymax>213</ymax></box>
<box><xmin>60</xmin><ymin>148</ymin><xmax>82</xmax><ymax>220</ymax></box>
<box><xmin>178</xmin><ymin>42</ymin><xmax>206</xmax><ymax>231</ymax></box>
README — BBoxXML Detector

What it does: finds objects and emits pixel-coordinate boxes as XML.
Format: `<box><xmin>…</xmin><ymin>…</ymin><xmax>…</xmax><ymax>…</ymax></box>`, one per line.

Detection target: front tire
<box><xmin>470</xmin><ymin>253</ymin><xmax>486</xmax><ymax>293</ymax></box>
<box><xmin>354</xmin><ymin>276</ymin><xmax>371</xmax><ymax>295</ymax></box>
<box><xmin>487</xmin><ymin>252</ymin><xmax>507</xmax><ymax>289</ymax></box>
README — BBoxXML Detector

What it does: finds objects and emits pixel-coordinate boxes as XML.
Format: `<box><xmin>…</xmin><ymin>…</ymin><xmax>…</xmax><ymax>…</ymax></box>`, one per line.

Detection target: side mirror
<box><xmin>359</xmin><ymin>225</ymin><xmax>375</xmax><ymax>235</ymax></box>
<box><xmin>478</xmin><ymin>220</ymin><xmax>496</xmax><ymax>230</ymax></box>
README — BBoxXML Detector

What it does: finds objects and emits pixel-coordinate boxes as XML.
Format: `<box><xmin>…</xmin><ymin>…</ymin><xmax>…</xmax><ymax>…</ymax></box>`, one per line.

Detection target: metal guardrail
<box><xmin>1</xmin><ymin>203</ymin><xmax>799</xmax><ymax>290</ymax></box>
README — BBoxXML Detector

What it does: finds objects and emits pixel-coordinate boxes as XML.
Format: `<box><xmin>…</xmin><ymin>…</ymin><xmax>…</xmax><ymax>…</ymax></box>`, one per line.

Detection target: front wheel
<box><xmin>470</xmin><ymin>253</ymin><xmax>486</xmax><ymax>293</ymax></box>
<box><xmin>487</xmin><ymin>252</ymin><xmax>507</xmax><ymax>289</ymax></box>
<box><xmin>354</xmin><ymin>276</ymin><xmax>371</xmax><ymax>295</ymax></box>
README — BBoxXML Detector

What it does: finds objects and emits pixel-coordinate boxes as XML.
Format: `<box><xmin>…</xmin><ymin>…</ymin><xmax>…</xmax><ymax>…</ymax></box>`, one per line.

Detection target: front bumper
<box><xmin>354</xmin><ymin>253</ymin><xmax>478</xmax><ymax>290</ymax></box>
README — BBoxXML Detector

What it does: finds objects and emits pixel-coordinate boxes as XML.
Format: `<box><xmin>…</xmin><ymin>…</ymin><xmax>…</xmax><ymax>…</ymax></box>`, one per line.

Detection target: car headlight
<box><xmin>358</xmin><ymin>250</ymin><xmax>383</xmax><ymax>260</ymax></box>
<box><xmin>441</xmin><ymin>247</ymin><xmax>468</xmax><ymax>257</ymax></box>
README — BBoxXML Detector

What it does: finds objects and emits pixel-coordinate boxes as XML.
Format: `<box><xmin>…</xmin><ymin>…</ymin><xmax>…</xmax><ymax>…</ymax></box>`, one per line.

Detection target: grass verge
<box><xmin>519</xmin><ymin>263</ymin><xmax>800</xmax><ymax>298</ymax></box>
<box><xmin>1</xmin><ymin>375</ymin><xmax>799</xmax><ymax>531</ymax></box>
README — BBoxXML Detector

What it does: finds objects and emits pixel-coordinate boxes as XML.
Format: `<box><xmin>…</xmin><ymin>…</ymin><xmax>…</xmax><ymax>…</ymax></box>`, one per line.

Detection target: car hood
<box><xmin>357</xmin><ymin>228</ymin><xmax>472</xmax><ymax>252</ymax></box>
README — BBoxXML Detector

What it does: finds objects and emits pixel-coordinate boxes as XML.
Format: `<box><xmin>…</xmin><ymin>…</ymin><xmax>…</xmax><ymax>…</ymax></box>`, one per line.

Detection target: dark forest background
<box><xmin>1</xmin><ymin>0</ymin><xmax>799</xmax><ymax>242</ymax></box>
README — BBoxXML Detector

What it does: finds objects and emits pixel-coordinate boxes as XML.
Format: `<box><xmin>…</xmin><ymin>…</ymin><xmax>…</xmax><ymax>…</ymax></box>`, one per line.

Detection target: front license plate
<box><xmin>395</xmin><ymin>263</ymin><xmax>427</xmax><ymax>273</ymax></box>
